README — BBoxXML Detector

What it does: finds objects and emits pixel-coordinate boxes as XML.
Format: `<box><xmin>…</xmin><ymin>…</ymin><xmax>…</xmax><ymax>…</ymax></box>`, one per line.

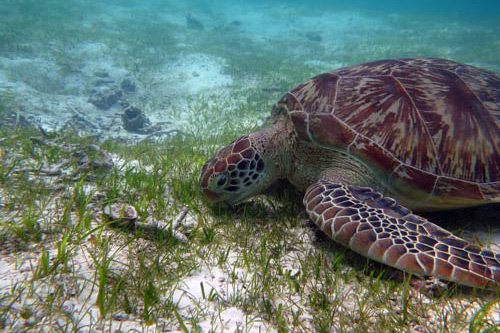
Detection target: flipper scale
<box><xmin>304</xmin><ymin>181</ymin><xmax>500</xmax><ymax>289</ymax></box>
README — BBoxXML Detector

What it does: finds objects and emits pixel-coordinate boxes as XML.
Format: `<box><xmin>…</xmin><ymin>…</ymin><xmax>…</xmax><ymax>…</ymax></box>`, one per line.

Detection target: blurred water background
<box><xmin>0</xmin><ymin>0</ymin><xmax>499</xmax><ymax>139</ymax></box>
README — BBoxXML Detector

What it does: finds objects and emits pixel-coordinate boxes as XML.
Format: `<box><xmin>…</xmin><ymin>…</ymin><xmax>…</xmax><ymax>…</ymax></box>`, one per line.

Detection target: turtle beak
<box><xmin>202</xmin><ymin>191</ymin><xmax>233</xmax><ymax>210</ymax></box>
<box><xmin>201</xmin><ymin>188</ymin><xmax>244</xmax><ymax>208</ymax></box>
<box><xmin>202</xmin><ymin>188</ymin><xmax>221</xmax><ymax>202</ymax></box>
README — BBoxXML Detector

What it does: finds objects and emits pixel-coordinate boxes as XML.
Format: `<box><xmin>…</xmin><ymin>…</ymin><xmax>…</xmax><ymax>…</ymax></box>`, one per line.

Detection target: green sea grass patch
<box><xmin>0</xmin><ymin>123</ymin><xmax>498</xmax><ymax>332</ymax></box>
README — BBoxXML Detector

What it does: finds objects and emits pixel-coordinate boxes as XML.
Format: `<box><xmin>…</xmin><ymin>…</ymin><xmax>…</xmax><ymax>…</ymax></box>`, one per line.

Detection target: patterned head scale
<box><xmin>200</xmin><ymin>135</ymin><xmax>266</xmax><ymax>204</ymax></box>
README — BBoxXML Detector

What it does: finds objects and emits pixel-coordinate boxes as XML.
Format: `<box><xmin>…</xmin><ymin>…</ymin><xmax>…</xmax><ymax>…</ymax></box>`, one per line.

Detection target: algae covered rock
<box><xmin>88</xmin><ymin>88</ymin><xmax>122</xmax><ymax>110</ymax></box>
<box><xmin>121</xmin><ymin>105</ymin><xmax>152</xmax><ymax>134</ymax></box>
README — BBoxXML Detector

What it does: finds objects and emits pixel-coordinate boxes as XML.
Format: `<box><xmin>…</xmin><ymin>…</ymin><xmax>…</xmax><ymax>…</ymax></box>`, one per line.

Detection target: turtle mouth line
<box><xmin>224</xmin><ymin>194</ymin><xmax>245</xmax><ymax>205</ymax></box>
<box><xmin>202</xmin><ymin>189</ymin><xmax>245</xmax><ymax>206</ymax></box>
<box><xmin>202</xmin><ymin>189</ymin><xmax>221</xmax><ymax>202</ymax></box>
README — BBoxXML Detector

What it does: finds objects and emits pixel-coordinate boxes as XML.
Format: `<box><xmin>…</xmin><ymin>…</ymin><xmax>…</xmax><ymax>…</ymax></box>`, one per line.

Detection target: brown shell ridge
<box><xmin>333</xmin><ymin>73</ymin><xmax>442</xmax><ymax>175</ymax></box>
<box><xmin>289</xmin><ymin>110</ymin><xmax>314</xmax><ymax>142</ymax></box>
<box><xmin>298</xmin><ymin>110</ymin><xmax>497</xmax><ymax>206</ymax></box>
<box><xmin>331</xmin><ymin>76</ymin><xmax>341</xmax><ymax>114</ymax></box>
<box><xmin>294</xmin><ymin>108</ymin><xmax>498</xmax><ymax>183</ymax></box>
<box><xmin>285</xmin><ymin>92</ymin><xmax>316</xmax><ymax>144</ymax></box>
<box><xmin>451</xmin><ymin>67</ymin><xmax>492</xmax><ymax>119</ymax></box>
<box><xmin>477</xmin><ymin>182</ymin><xmax>487</xmax><ymax>201</ymax></box>
<box><xmin>430</xmin><ymin>176</ymin><xmax>485</xmax><ymax>202</ymax></box>
<box><xmin>305</xmin><ymin>112</ymin><xmax>406</xmax><ymax>185</ymax></box>
<box><xmin>286</xmin><ymin>91</ymin><xmax>306</xmax><ymax>114</ymax></box>
<box><xmin>387</xmin><ymin>75</ymin><xmax>443</xmax><ymax>175</ymax></box>
<box><xmin>306</xmin><ymin>111</ymin><xmax>429</xmax><ymax>177</ymax></box>
<box><xmin>345</xmin><ymin>133</ymin><xmax>360</xmax><ymax>152</ymax></box>
<box><xmin>285</xmin><ymin>58</ymin><xmax>500</xmax><ymax>185</ymax></box>
<box><xmin>388</xmin><ymin>162</ymin><xmax>435</xmax><ymax>186</ymax></box>
<box><xmin>344</xmin><ymin>61</ymin><xmax>499</xmax><ymax>182</ymax></box>
<box><xmin>426</xmin><ymin>63</ymin><xmax>500</xmax><ymax>181</ymax></box>
<box><xmin>291</xmin><ymin>109</ymin><xmax>499</xmax><ymax>188</ymax></box>
<box><xmin>449</xmin><ymin>66</ymin><xmax>500</xmax><ymax>134</ymax></box>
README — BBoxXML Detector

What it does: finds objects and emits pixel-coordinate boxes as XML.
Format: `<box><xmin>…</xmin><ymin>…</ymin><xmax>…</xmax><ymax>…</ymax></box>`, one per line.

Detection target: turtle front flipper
<box><xmin>304</xmin><ymin>181</ymin><xmax>500</xmax><ymax>289</ymax></box>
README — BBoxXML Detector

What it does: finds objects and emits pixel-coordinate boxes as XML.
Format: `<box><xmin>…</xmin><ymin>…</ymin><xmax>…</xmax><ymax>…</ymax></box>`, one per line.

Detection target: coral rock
<box><xmin>121</xmin><ymin>105</ymin><xmax>152</xmax><ymax>134</ymax></box>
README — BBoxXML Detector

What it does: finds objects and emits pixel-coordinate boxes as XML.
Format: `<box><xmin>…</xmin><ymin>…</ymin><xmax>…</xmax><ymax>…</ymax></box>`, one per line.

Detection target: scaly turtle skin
<box><xmin>200</xmin><ymin>58</ymin><xmax>500</xmax><ymax>289</ymax></box>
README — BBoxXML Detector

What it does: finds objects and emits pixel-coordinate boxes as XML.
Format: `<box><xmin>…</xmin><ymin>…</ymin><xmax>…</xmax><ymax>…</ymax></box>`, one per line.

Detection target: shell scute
<box><xmin>479</xmin><ymin>182</ymin><xmax>500</xmax><ymax>200</ymax></box>
<box><xmin>333</xmin><ymin>75</ymin><xmax>440</xmax><ymax>174</ymax></box>
<box><xmin>334</xmin><ymin>59</ymin><xmax>403</xmax><ymax>77</ymax></box>
<box><xmin>348</xmin><ymin>135</ymin><xmax>400</xmax><ymax>177</ymax></box>
<box><xmin>285</xmin><ymin>58</ymin><xmax>500</xmax><ymax>200</ymax></box>
<box><xmin>280</xmin><ymin>92</ymin><xmax>303</xmax><ymax>113</ymax></box>
<box><xmin>289</xmin><ymin>110</ymin><xmax>311</xmax><ymax>142</ymax></box>
<box><xmin>308</xmin><ymin>114</ymin><xmax>356</xmax><ymax>150</ymax></box>
<box><xmin>455</xmin><ymin>65</ymin><xmax>500</xmax><ymax>118</ymax></box>
<box><xmin>288</xmin><ymin>73</ymin><xmax>339</xmax><ymax>114</ymax></box>
<box><xmin>391</xmin><ymin>65</ymin><xmax>500</xmax><ymax>182</ymax></box>
<box><xmin>433</xmin><ymin>177</ymin><xmax>484</xmax><ymax>200</ymax></box>
<box><xmin>390</xmin><ymin>164</ymin><xmax>437</xmax><ymax>198</ymax></box>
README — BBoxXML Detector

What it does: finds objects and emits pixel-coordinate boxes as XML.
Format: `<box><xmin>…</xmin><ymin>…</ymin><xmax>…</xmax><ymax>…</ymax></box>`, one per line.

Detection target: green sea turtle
<box><xmin>200</xmin><ymin>58</ymin><xmax>500</xmax><ymax>289</ymax></box>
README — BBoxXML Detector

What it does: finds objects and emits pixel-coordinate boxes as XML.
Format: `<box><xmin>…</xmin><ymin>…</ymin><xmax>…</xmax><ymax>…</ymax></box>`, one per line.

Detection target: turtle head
<box><xmin>200</xmin><ymin>133</ymin><xmax>278</xmax><ymax>205</ymax></box>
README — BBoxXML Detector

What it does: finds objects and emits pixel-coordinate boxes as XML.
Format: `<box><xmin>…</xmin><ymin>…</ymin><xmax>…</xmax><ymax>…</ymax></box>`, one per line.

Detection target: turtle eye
<box><xmin>216</xmin><ymin>173</ymin><xmax>228</xmax><ymax>187</ymax></box>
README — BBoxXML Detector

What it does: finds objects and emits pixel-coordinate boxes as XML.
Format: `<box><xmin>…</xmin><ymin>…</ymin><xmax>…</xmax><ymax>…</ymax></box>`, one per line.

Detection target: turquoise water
<box><xmin>0</xmin><ymin>2</ymin><xmax>499</xmax><ymax>330</ymax></box>
<box><xmin>0</xmin><ymin>0</ymin><xmax>499</xmax><ymax>137</ymax></box>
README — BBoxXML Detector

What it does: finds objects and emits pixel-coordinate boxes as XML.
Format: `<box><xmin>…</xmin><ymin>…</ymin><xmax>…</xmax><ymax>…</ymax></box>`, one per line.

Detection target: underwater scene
<box><xmin>0</xmin><ymin>0</ymin><xmax>499</xmax><ymax>332</ymax></box>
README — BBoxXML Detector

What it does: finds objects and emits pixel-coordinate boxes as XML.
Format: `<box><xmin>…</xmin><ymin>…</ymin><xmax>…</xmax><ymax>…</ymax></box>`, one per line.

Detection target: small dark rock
<box><xmin>230</xmin><ymin>20</ymin><xmax>242</xmax><ymax>26</ymax></box>
<box><xmin>88</xmin><ymin>88</ymin><xmax>122</xmax><ymax>110</ymax></box>
<box><xmin>112</xmin><ymin>312</ymin><xmax>130</xmax><ymax>321</ymax></box>
<box><xmin>186</xmin><ymin>13</ymin><xmax>204</xmax><ymax>30</ymax></box>
<box><xmin>94</xmin><ymin>78</ymin><xmax>115</xmax><ymax>86</ymax></box>
<box><xmin>121</xmin><ymin>105</ymin><xmax>152</xmax><ymax>134</ymax></box>
<box><xmin>120</xmin><ymin>78</ymin><xmax>137</xmax><ymax>93</ymax></box>
<box><xmin>305</xmin><ymin>32</ymin><xmax>322</xmax><ymax>42</ymax></box>
<box><xmin>94</xmin><ymin>71</ymin><xmax>110</xmax><ymax>78</ymax></box>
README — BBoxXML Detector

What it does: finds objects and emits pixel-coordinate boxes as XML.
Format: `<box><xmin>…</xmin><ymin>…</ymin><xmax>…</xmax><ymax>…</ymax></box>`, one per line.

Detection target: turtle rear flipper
<box><xmin>304</xmin><ymin>181</ymin><xmax>500</xmax><ymax>289</ymax></box>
